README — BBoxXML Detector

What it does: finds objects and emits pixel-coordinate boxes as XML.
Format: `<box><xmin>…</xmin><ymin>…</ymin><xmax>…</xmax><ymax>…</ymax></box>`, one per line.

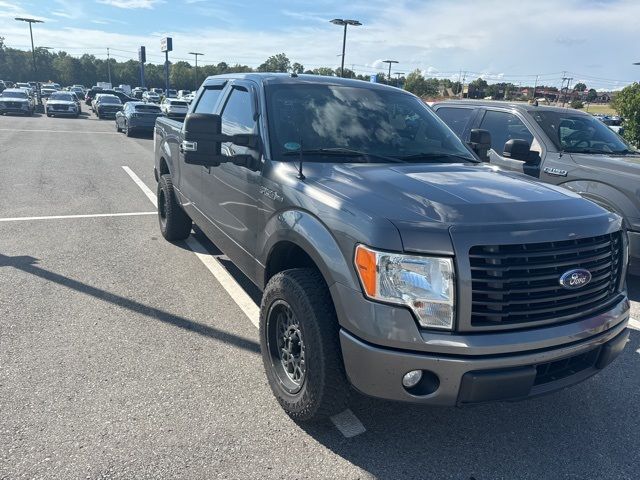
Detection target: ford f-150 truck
<box><xmin>154</xmin><ymin>74</ymin><xmax>630</xmax><ymax>421</ymax></box>
<box><xmin>432</xmin><ymin>100</ymin><xmax>640</xmax><ymax>275</ymax></box>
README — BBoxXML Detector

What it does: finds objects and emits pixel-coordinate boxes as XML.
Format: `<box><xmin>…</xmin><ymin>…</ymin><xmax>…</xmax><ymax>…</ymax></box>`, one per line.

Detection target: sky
<box><xmin>1</xmin><ymin>0</ymin><xmax>639</xmax><ymax>90</ymax></box>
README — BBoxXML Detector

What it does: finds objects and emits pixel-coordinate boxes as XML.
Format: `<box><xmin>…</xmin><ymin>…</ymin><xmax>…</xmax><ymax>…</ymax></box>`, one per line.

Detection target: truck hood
<box><xmin>305</xmin><ymin>162</ymin><xmax>605</xmax><ymax>226</ymax></box>
<box><xmin>570</xmin><ymin>152</ymin><xmax>640</xmax><ymax>177</ymax></box>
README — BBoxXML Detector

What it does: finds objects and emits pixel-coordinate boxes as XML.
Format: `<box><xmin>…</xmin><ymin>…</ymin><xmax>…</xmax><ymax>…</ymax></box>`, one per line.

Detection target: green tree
<box><xmin>587</xmin><ymin>88</ymin><xmax>597</xmax><ymax>102</ymax></box>
<box><xmin>291</xmin><ymin>62</ymin><xmax>304</xmax><ymax>74</ymax></box>
<box><xmin>403</xmin><ymin>69</ymin><xmax>439</xmax><ymax>97</ymax></box>
<box><xmin>574</xmin><ymin>82</ymin><xmax>587</xmax><ymax>92</ymax></box>
<box><xmin>570</xmin><ymin>99</ymin><xmax>584</xmax><ymax>109</ymax></box>
<box><xmin>468</xmin><ymin>78</ymin><xmax>488</xmax><ymax>98</ymax></box>
<box><xmin>170</xmin><ymin>61</ymin><xmax>193</xmax><ymax>90</ymax></box>
<box><xmin>257</xmin><ymin>53</ymin><xmax>291</xmax><ymax>72</ymax></box>
<box><xmin>612</xmin><ymin>82</ymin><xmax>640</xmax><ymax>145</ymax></box>
<box><xmin>310</xmin><ymin>67</ymin><xmax>335</xmax><ymax>76</ymax></box>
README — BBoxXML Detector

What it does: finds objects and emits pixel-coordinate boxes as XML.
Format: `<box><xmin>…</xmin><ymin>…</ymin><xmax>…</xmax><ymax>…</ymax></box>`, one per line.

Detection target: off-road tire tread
<box><xmin>158</xmin><ymin>174</ymin><xmax>192</xmax><ymax>241</ymax></box>
<box><xmin>260</xmin><ymin>268</ymin><xmax>350</xmax><ymax>422</ymax></box>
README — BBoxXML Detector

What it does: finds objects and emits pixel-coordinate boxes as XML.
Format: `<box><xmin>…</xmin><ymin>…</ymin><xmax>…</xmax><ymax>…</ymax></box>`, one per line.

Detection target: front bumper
<box><xmin>340</xmin><ymin>318</ymin><xmax>629</xmax><ymax>406</ymax></box>
<box><xmin>332</xmin><ymin>281</ymin><xmax>630</xmax><ymax>405</ymax></box>
<box><xmin>0</xmin><ymin>105</ymin><xmax>30</xmax><ymax>114</ymax></box>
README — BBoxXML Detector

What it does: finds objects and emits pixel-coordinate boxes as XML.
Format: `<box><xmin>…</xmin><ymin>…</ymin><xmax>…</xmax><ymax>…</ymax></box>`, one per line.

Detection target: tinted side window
<box><xmin>194</xmin><ymin>87</ymin><xmax>224</xmax><ymax>114</ymax></box>
<box><xmin>435</xmin><ymin>107</ymin><xmax>474</xmax><ymax>137</ymax></box>
<box><xmin>479</xmin><ymin>110</ymin><xmax>534</xmax><ymax>153</ymax></box>
<box><xmin>221</xmin><ymin>87</ymin><xmax>255</xmax><ymax>135</ymax></box>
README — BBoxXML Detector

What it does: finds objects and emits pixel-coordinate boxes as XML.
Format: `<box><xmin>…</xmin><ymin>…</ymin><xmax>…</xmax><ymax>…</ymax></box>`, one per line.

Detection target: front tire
<box><xmin>260</xmin><ymin>268</ymin><xmax>350</xmax><ymax>422</ymax></box>
<box><xmin>157</xmin><ymin>174</ymin><xmax>192</xmax><ymax>241</ymax></box>
<box><xmin>125</xmin><ymin>121</ymin><xmax>132</xmax><ymax>137</ymax></box>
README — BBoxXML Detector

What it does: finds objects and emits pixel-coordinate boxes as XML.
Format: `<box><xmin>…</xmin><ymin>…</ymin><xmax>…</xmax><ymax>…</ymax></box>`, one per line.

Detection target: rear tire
<box><xmin>125</xmin><ymin>122</ymin><xmax>132</xmax><ymax>137</ymax></box>
<box><xmin>157</xmin><ymin>174</ymin><xmax>192</xmax><ymax>241</ymax></box>
<box><xmin>116</xmin><ymin>121</ymin><xmax>121</xmax><ymax>133</ymax></box>
<box><xmin>260</xmin><ymin>268</ymin><xmax>350</xmax><ymax>422</ymax></box>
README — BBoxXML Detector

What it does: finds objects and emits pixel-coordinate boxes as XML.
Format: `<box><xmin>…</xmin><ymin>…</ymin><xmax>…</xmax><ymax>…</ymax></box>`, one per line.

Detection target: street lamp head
<box><xmin>189</xmin><ymin>52</ymin><xmax>204</xmax><ymax>56</ymax></box>
<box><xmin>383</xmin><ymin>60</ymin><xmax>399</xmax><ymax>64</ymax></box>
<box><xmin>345</xmin><ymin>19</ymin><xmax>362</xmax><ymax>26</ymax></box>
<box><xmin>633</xmin><ymin>62</ymin><xmax>640</xmax><ymax>65</ymax></box>
<box><xmin>15</xmin><ymin>17</ymin><xmax>44</xmax><ymax>23</ymax></box>
<box><xmin>330</xmin><ymin>18</ymin><xmax>346</xmax><ymax>25</ymax></box>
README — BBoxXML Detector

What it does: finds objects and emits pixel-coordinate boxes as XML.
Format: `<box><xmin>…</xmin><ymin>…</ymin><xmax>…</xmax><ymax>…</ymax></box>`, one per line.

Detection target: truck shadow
<box><xmin>0</xmin><ymin>252</ymin><xmax>260</xmax><ymax>354</ymax></box>
<box><xmin>298</xmin><ymin>328</ymin><xmax>639</xmax><ymax>479</ymax></box>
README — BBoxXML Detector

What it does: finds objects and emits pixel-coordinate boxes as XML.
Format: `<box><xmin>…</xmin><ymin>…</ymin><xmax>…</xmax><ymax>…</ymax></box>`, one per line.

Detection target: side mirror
<box><xmin>503</xmin><ymin>139</ymin><xmax>531</xmax><ymax>162</ymax></box>
<box><xmin>181</xmin><ymin>113</ymin><xmax>261</xmax><ymax>168</ymax></box>
<box><xmin>468</xmin><ymin>128</ymin><xmax>491</xmax><ymax>161</ymax></box>
<box><xmin>183</xmin><ymin>113</ymin><xmax>223</xmax><ymax>166</ymax></box>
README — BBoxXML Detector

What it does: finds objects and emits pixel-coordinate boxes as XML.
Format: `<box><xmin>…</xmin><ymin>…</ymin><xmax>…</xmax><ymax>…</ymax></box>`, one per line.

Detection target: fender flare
<box><xmin>560</xmin><ymin>180</ymin><xmax>638</xmax><ymax>229</ymax></box>
<box><xmin>258</xmin><ymin>209</ymin><xmax>361</xmax><ymax>291</ymax></box>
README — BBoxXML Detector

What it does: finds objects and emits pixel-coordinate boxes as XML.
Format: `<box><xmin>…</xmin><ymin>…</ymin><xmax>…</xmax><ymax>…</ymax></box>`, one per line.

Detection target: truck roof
<box><xmin>431</xmin><ymin>99</ymin><xmax>592</xmax><ymax>116</ymax></box>
<box><xmin>201</xmin><ymin>72</ymin><xmax>402</xmax><ymax>92</ymax></box>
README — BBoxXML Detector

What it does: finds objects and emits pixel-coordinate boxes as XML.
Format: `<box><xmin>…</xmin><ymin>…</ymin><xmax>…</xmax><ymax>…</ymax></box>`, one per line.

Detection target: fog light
<box><xmin>402</xmin><ymin>370</ymin><xmax>423</xmax><ymax>388</ymax></box>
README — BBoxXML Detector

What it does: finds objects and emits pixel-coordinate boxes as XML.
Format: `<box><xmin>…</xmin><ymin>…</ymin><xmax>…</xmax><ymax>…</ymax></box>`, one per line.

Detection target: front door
<box><xmin>199</xmin><ymin>81</ymin><xmax>262</xmax><ymax>277</ymax></box>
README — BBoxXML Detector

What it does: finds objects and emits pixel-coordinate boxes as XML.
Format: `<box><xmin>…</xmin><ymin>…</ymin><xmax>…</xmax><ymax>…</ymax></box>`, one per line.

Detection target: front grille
<box><xmin>469</xmin><ymin>232</ymin><xmax>623</xmax><ymax>328</ymax></box>
<box><xmin>6</xmin><ymin>102</ymin><xmax>21</xmax><ymax>108</ymax></box>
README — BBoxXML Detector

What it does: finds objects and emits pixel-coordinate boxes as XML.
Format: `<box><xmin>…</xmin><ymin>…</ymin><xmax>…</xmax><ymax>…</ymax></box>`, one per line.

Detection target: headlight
<box><xmin>354</xmin><ymin>245</ymin><xmax>455</xmax><ymax>330</ymax></box>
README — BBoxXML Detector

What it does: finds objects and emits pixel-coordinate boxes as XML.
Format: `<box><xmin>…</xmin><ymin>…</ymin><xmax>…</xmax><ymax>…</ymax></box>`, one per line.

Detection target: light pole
<box><xmin>383</xmin><ymin>60</ymin><xmax>398</xmax><ymax>84</ymax></box>
<box><xmin>189</xmin><ymin>52</ymin><xmax>204</xmax><ymax>91</ymax></box>
<box><xmin>106</xmin><ymin>47</ymin><xmax>112</xmax><ymax>86</ymax></box>
<box><xmin>330</xmin><ymin>19</ymin><xmax>362</xmax><ymax>78</ymax></box>
<box><xmin>394</xmin><ymin>71</ymin><xmax>405</xmax><ymax>88</ymax></box>
<box><xmin>15</xmin><ymin>17</ymin><xmax>43</xmax><ymax>80</ymax></box>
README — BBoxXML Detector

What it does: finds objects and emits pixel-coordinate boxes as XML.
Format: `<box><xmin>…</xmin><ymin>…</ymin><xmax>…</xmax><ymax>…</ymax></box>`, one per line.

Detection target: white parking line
<box><xmin>0</xmin><ymin>212</ymin><xmax>156</xmax><ymax>222</ymax></box>
<box><xmin>122</xmin><ymin>165</ymin><xmax>366</xmax><ymax>437</ymax></box>
<box><xmin>629</xmin><ymin>318</ymin><xmax>640</xmax><ymax>331</ymax></box>
<box><xmin>0</xmin><ymin>128</ymin><xmax>119</xmax><ymax>135</ymax></box>
<box><xmin>121</xmin><ymin>166</ymin><xmax>259</xmax><ymax>326</ymax></box>
<box><xmin>330</xmin><ymin>409</ymin><xmax>367</xmax><ymax>438</ymax></box>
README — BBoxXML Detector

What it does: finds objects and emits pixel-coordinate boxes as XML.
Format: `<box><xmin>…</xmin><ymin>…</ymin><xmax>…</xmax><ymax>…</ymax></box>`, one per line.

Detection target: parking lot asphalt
<box><xmin>1</xmin><ymin>110</ymin><xmax>639</xmax><ymax>480</ymax></box>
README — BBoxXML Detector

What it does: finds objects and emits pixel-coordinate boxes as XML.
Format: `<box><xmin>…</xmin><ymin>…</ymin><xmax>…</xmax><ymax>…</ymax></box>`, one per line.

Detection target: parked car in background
<box><xmin>166</xmin><ymin>89</ymin><xmax>178</xmax><ymax>98</ymax></box>
<box><xmin>93</xmin><ymin>94</ymin><xmax>122</xmax><ymax>119</ymax></box>
<box><xmin>40</xmin><ymin>87</ymin><xmax>57</xmax><ymax>100</ymax></box>
<box><xmin>183</xmin><ymin>92</ymin><xmax>196</xmax><ymax>103</ymax></box>
<box><xmin>600</xmin><ymin>115</ymin><xmax>624</xmax><ymax>135</ymax></box>
<box><xmin>45</xmin><ymin>91</ymin><xmax>80</xmax><ymax>117</ymax></box>
<box><xmin>70</xmin><ymin>86</ymin><xmax>85</xmax><ymax>100</ymax></box>
<box><xmin>0</xmin><ymin>88</ymin><xmax>35</xmax><ymax>115</ymax></box>
<box><xmin>433</xmin><ymin>99</ymin><xmax>640</xmax><ymax>274</ymax></box>
<box><xmin>152</xmin><ymin>88</ymin><xmax>164</xmax><ymax>95</ymax></box>
<box><xmin>160</xmin><ymin>98</ymin><xmax>189</xmax><ymax>118</ymax></box>
<box><xmin>0</xmin><ymin>80</ymin><xmax>7</xmax><ymax>92</ymax></box>
<box><xmin>142</xmin><ymin>91</ymin><xmax>161</xmax><ymax>103</ymax></box>
<box><xmin>15</xmin><ymin>83</ymin><xmax>33</xmax><ymax>95</ymax></box>
<box><xmin>177</xmin><ymin>90</ymin><xmax>191</xmax><ymax>99</ymax></box>
<box><xmin>132</xmin><ymin>87</ymin><xmax>147</xmax><ymax>99</ymax></box>
<box><xmin>85</xmin><ymin>87</ymin><xmax>104</xmax><ymax>106</ymax></box>
<box><xmin>115</xmin><ymin>101</ymin><xmax>163</xmax><ymax>137</ymax></box>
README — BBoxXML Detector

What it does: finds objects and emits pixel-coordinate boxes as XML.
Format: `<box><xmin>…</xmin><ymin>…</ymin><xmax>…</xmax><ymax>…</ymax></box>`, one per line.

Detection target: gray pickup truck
<box><xmin>154</xmin><ymin>74</ymin><xmax>630</xmax><ymax>421</ymax></box>
<box><xmin>432</xmin><ymin>100</ymin><xmax>640</xmax><ymax>274</ymax></box>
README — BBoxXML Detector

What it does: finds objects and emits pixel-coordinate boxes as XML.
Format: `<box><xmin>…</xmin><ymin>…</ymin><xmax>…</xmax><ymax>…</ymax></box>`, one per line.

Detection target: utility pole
<box><xmin>107</xmin><ymin>47</ymin><xmax>112</xmax><ymax>86</ymax></box>
<box><xmin>561</xmin><ymin>74</ymin><xmax>573</xmax><ymax>107</ymax></box>
<box><xmin>460</xmin><ymin>71</ymin><xmax>467</xmax><ymax>98</ymax></box>
<box><xmin>383</xmin><ymin>60</ymin><xmax>398</xmax><ymax>84</ymax></box>
<box><xmin>189</xmin><ymin>52</ymin><xmax>204</xmax><ymax>91</ymax></box>
<box><xmin>532</xmin><ymin>74</ymin><xmax>539</xmax><ymax>99</ymax></box>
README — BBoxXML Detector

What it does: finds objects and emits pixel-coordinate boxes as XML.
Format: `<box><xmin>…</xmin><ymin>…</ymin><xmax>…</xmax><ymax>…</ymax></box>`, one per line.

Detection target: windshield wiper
<box><xmin>283</xmin><ymin>147</ymin><xmax>404</xmax><ymax>163</ymax></box>
<box><xmin>394</xmin><ymin>152</ymin><xmax>478</xmax><ymax>163</ymax></box>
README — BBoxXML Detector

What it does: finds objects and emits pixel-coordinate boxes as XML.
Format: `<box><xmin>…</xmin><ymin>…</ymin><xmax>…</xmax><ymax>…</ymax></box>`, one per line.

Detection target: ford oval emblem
<box><xmin>559</xmin><ymin>269</ymin><xmax>592</xmax><ymax>289</ymax></box>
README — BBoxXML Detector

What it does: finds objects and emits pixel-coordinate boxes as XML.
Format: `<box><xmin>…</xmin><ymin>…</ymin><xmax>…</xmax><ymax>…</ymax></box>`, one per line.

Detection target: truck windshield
<box><xmin>531</xmin><ymin>110</ymin><xmax>633</xmax><ymax>154</ymax></box>
<box><xmin>266</xmin><ymin>83</ymin><xmax>476</xmax><ymax>163</ymax></box>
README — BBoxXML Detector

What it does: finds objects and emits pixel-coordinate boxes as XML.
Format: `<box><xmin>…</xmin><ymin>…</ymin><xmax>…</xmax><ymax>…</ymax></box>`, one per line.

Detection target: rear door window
<box><xmin>435</xmin><ymin>107</ymin><xmax>475</xmax><ymax>138</ymax></box>
<box><xmin>479</xmin><ymin>110</ymin><xmax>534</xmax><ymax>153</ymax></box>
<box><xmin>194</xmin><ymin>86</ymin><xmax>225</xmax><ymax>114</ymax></box>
